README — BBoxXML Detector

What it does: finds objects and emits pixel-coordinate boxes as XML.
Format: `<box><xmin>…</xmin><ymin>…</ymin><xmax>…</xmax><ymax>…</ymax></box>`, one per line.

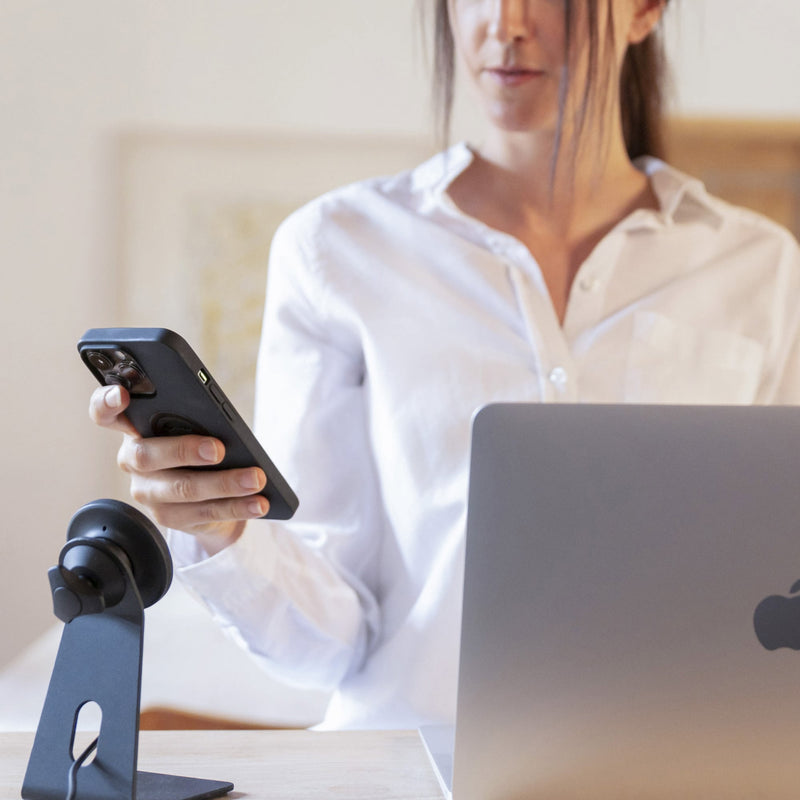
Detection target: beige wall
<box><xmin>1</xmin><ymin>0</ymin><xmax>799</xmax><ymax>671</ymax></box>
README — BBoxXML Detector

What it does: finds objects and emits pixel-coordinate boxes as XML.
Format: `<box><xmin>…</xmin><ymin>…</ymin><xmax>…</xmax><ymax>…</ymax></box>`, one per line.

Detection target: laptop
<box><xmin>422</xmin><ymin>403</ymin><xmax>800</xmax><ymax>799</ymax></box>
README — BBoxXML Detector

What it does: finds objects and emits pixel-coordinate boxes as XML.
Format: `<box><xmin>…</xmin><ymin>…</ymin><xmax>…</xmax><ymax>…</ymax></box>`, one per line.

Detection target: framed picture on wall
<box><xmin>116</xmin><ymin>130</ymin><xmax>433</xmax><ymax>420</ymax></box>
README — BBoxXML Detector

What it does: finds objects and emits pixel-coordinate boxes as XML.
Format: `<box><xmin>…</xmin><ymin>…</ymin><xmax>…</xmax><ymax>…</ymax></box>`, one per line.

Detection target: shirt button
<box><xmin>579</xmin><ymin>276</ymin><xmax>600</xmax><ymax>292</ymax></box>
<box><xmin>487</xmin><ymin>236</ymin><xmax>505</xmax><ymax>253</ymax></box>
<box><xmin>549</xmin><ymin>366</ymin><xmax>568</xmax><ymax>388</ymax></box>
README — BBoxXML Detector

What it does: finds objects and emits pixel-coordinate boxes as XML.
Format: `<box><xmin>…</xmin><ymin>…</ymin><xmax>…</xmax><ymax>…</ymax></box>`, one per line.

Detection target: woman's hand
<box><xmin>88</xmin><ymin>384</ymin><xmax>269</xmax><ymax>555</ymax></box>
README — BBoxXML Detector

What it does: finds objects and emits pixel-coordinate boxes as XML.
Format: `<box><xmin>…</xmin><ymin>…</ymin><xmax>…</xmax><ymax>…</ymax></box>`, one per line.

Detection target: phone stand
<box><xmin>21</xmin><ymin>499</ymin><xmax>233</xmax><ymax>800</ymax></box>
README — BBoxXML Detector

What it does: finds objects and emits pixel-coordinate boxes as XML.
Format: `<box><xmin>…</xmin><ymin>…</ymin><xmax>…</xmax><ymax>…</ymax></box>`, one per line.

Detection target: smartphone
<box><xmin>78</xmin><ymin>327</ymin><xmax>298</xmax><ymax>520</ymax></box>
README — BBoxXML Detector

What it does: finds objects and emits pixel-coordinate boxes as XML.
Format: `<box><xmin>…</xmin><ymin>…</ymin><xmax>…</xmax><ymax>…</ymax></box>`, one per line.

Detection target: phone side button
<box><xmin>221</xmin><ymin>402</ymin><xmax>235</xmax><ymax>421</ymax></box>
<box><xmin>209</xmin><ymin>383</ymin><xmax>225</xmax><ymax>404</ymax></box>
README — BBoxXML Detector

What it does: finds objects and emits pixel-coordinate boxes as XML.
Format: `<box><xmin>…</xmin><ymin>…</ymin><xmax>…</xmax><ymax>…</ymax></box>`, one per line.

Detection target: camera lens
<box><xmin>103</xmin><ymin>363</ymin><xmax>142</xmax><ymax>391</ymax></box>
<box><xmin>116</xmin><ymin>363</ymin><xmax>144</xmax><ymax>390</ymax></box>
<box><xmin>102</xmin><ymin>356</ymin><xmax>155</xmax><ymax>396</ymax></box>
<box><xmin>87</xmin><ymin>351</ymin><xmax>114</xmax><ymax>372</ymax></box>
<box><xmin>105</xmin><ymin>373</ymin><xmax>130</xmax><ymax>390</ymax></box>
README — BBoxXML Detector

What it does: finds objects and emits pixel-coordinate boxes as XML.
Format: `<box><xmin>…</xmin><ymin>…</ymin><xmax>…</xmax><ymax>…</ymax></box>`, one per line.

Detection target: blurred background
<box><xmin>1</xmin><ymin>0</ymin><xmax>799</xmax><ymax>729</ymax></box>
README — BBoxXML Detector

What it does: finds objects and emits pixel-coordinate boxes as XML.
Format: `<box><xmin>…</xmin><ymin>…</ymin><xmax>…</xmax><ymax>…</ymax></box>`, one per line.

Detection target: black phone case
<box><xmin>78</xmin><ymin>327</ymin><xmax>298</xmax><ymax>520</ymax></box>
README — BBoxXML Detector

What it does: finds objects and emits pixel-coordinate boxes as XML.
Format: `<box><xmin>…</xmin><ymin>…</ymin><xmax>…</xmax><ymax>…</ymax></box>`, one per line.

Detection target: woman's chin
<box><xmin>486</xmin><ymin>114</ymin><xmax>558</xmax><ymax>138</ymax></box>
<box><xmin>481</xmin><ymin>101</ymin><xmax>559</xmax><ymax>137</ymax></box>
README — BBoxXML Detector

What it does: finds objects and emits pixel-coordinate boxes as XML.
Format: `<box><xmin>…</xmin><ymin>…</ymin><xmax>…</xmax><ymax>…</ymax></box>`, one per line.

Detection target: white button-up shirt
<box><xmin>170</xmin><ymin>143</ymin><xmax>800</xmax><ymax>729</ymax></box>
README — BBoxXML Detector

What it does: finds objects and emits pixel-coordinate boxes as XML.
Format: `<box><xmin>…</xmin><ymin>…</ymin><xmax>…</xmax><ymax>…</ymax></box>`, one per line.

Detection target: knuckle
<box><xmin>198</xmin><ymin>503</ymin><xmax>225</xmax><ymax>523</ymax></box>
<box><xmin>129</xmin><ymin>482</ymin><xmax>147</xmax><ymax>505</ymax></box>
<box><xmin>116</xmin><ymin>448</ymin><xmax>131</xmax><ymax>473</ymax></box>
<box><xmin>172</xmin><ymin>476</ymin><xmax>197</xmax><ymax>502</ymax></box>
<box><xmin>117</xmin><ymin>438</ymin><xmax>137</xmax><ymax>474</ymax></box>
<box><xmin>176</xmin><ymin>436</ymin><xmax>196</xmax><ymax>466</ymax></box>
<box><xmin>219</xmin><ymin>471</ymin><xmax>242</xmax><ymax>497</ymax></box>
<box><xmin>129</xmin><ymin>440</ymin><xmax>150</xmax><ymax>471</ymax></box>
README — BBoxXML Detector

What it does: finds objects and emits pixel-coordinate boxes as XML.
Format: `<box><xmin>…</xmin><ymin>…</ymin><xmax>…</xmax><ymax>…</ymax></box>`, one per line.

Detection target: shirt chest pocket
<box><xmin>624</xmin><ymin>311</ymin><xmax>764</xmax><ymax>405</ymax></box>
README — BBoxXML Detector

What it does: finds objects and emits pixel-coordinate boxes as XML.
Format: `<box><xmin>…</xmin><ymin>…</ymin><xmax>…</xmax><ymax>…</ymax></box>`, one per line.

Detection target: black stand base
<box><xmin>136</xmin><ymin>771</ymin><xmax>233</xmax><ymax>800</ymax></box>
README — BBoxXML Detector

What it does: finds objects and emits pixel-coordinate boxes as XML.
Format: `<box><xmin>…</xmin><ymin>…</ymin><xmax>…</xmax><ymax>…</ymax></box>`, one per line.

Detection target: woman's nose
<box><xmin>487</xmin><ymin>0</ymin><xmax>531</xmax><ymax>43</ymax></box>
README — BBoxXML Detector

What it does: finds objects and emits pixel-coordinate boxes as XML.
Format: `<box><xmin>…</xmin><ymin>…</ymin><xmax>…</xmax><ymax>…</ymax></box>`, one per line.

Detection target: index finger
<box><xmin>88</xmin><ymin>384</ymin><xmax>138</xmax><ymax>436</ymax></box>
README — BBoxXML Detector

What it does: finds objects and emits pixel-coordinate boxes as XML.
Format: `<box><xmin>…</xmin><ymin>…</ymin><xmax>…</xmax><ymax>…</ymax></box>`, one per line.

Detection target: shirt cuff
<box><xmin>166</xmin><ymin>527</ymin><xmax>211</xmax><ymax>566</ymax></box>
<box><xmin>166</xmin><ymin>521</ymin><xmax>279</xmax><ymax>615</ymax></box>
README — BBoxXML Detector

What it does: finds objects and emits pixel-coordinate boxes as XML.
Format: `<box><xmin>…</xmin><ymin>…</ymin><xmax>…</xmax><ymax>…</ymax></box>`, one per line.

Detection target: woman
<box><xmin>90</xmin><ymin>0</ymin><xmax>800</xmax><ymax>729</ymax></box>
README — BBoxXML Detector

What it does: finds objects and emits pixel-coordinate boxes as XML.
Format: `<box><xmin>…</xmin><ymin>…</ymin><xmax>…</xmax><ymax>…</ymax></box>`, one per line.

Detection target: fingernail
<box><xmin>198</xmin><ymin>440</ymin><xmax>219</xmax><ymax>462</ymax></box>
<box><xmin>248</xmin><ymin>499</ymin><xmax>267</xmax><ymax>517</ymax></box>
<box><xmin>239</xmin><ymin>470</ymin><xmax>261</xmax><ymax>491</ymax></box>
<box><xmin>104</xmin><ymin>385</ymin><xmax>122</xmax><ymax>409</ymax></box>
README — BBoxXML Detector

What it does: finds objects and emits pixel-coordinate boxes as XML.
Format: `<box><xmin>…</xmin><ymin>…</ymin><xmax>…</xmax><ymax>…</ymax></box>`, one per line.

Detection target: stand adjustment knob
<box><xmin>47</xmin><ymin>566</ymin><xmax>105</xmax><ymax>623</ymax></box>
<box><xmin>51</xmin><ymin>585</ymin><xmax>82</xmax><ymax>624</ymax></box>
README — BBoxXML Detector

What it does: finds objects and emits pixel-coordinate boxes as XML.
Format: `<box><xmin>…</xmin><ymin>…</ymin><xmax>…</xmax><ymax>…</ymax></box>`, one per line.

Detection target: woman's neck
<box><xmin>467</xmin><ymin>126</ymin><xmax>656</xmax><ymax>239</ymax></box>
<box><xmin>447</xmin><ymin>125</ymin><xmax>659</xmax><ymax>326</ymax></box>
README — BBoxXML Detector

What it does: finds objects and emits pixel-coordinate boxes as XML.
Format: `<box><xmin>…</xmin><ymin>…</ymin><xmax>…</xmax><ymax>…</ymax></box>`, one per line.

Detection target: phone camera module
<box><xmin>84</xmin><ymin>346</ymin><xmax>156</xmax><ymax>396</ymax></box>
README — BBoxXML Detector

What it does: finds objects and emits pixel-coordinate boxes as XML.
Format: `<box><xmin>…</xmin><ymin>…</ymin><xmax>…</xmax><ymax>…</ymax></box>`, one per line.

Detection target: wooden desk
<box><xmin>3</xmin><ymin>730</ymin><xmax>444</xmax><ymax>799</ymax></box>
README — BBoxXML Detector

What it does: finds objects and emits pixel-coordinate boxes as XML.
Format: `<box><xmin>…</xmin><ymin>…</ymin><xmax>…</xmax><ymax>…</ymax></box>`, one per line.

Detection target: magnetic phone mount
<box><xmin>21</xmin><ymin>499</ymin><xmax>233</xmax><ymax>800</ymax></box>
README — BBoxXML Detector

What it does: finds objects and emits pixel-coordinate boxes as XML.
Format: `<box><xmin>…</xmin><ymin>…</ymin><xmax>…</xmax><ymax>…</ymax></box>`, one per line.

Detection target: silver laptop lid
<box><xmin>453</xmin><ymin>403</ymin><xmax>800</xmax><ymax>800</ymax></box>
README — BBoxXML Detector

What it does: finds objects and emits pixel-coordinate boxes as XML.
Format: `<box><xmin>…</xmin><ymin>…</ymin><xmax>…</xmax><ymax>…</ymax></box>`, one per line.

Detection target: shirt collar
<box><xmin>410</xmin><ymin>144</ymin><xmax>725</xmax><ymax>230</ymax></box>
<box><xmin>410</xmin><ymin>142</ymin><xmax>474</xmax><ymax>212</ymax></box>
<box><xmin>630</xmin><ymin>156</ymin><xmax>725</xmax><ymax>230</ymax></box>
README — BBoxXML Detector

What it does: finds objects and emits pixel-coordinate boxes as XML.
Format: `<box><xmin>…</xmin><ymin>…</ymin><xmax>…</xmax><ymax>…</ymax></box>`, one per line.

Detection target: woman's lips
<box><xmin>485</xmin><ymin>67</ymin><xmax>544</xmax><ymax>87</ymax></box>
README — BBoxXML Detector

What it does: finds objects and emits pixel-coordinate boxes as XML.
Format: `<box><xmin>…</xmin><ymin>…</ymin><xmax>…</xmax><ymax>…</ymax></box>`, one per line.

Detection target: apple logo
<box><xmin>753</xmin><ymin>579</ymin><xmax>800</xmax><ymax>651</ymax></box>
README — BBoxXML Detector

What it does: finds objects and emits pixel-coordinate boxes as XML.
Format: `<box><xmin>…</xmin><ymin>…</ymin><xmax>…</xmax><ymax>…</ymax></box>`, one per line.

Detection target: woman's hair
<box><xmin>425</xmin><ymin>0</ymin><xmax>671</xmax><ymax>161</ymax></box>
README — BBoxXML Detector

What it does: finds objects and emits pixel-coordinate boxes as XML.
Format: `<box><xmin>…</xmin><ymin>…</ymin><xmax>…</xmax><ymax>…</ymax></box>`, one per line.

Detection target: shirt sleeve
<box><xmin>770</xmin><ymin>320</ymin><xmax>800</xmax><ymax>404</ymax></box>
<box><xmin>762</xmin><ymin>231</ymin><xmax>800</xmax><ymax>405</ymax></box>
<box><xmin>169</xmin><ymin>205</ymin><xmax>384</xmax><ymax>692</ymax></box>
